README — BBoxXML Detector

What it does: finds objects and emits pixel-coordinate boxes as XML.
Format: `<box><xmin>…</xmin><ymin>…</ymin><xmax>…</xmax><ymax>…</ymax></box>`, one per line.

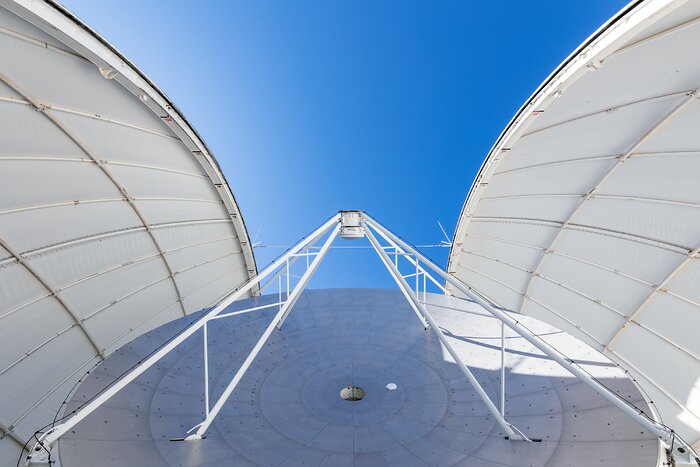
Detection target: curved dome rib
<box><xmin>448</xmin><ymin>0</ymin><xmax>700</xmax><ymax>450</ymax></box>
<box><xmin>1</xmin><ymin>71</ymin><xmax>189</xmax><ymax>322</ymax></box>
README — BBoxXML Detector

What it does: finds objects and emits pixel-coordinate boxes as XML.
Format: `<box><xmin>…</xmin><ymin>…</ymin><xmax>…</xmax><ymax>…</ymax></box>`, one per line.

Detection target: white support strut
<box><xmin>373</xmin><ymin>231</ymin><xmax>445</xmax><ymax>293</ymax></box>
<box><xmin>203</xmin><ymin>322</ymin><xmax>210</xmax><ymax>416</ymax></box>
<box><xmin>361</xmin><ymin>213</ymin><xmax>684</xmax><ymax>449</ymax></box>
<box><xmin>26</xmin><ymin>210</ymin><xmax>699</xmax><ymax>464</ymax></box>
<box><xmin>500</xmin><ymin>321</ymin><xmax>506</xmax><ymax>416</ymax></box>
<box><xmin>364</xmin><ymin>223</ymin><xmax>523</xmax><ymax>440</ymax></box>
<box><xmin>364</xmin><ymin>227</ymin><xmax>429</xmax><ymax>329</ymax></box>
<box><xmin>186</xmin><ymin>224</ymin><xmax>341</xmax><ymax>439</ymax></box>
<box><xmin>31</xmin><ymin>214</ymin><xmax>341</xmax><ymax>456</ymax></box>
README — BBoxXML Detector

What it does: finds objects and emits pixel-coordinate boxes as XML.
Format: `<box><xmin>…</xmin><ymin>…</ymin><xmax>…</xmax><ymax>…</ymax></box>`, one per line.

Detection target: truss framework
<box><xmin>26</xmin><ymin>211</ymin><xmax>698</xmax><ymax>464</ymax></box>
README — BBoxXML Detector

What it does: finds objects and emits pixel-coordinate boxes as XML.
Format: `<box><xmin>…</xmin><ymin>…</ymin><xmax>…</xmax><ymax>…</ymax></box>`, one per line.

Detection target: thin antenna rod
<box><xmin>437</xmin><ymin>220</ymin><xmax>451</xmax><ymax>244</ymax></box>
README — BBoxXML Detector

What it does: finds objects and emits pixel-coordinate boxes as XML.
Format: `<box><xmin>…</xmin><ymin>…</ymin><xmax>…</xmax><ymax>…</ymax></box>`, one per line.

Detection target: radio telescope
<box><xmin>0</xmin><ymin>1</ymin><xmax>699</xmax><ymax>466</ymax></box>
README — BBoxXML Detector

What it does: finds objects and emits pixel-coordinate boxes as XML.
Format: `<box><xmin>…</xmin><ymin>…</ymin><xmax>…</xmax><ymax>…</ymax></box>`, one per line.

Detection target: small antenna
<box><xmin>252</xmin><ymin>225</ymin><xmax>263</xmax><ymax>248</ymax></box>
<box><xmin>437</xmin><ymin>220</ymin><xmax>452</xmax><ymax>247</ymax></box>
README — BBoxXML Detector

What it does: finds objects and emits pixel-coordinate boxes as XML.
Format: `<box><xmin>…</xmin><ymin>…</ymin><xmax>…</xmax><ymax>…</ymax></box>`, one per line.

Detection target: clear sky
<box><xmin>62</xmin><ymin>0</ymin><xmax>629</xmax><ymax>291</ymax></box>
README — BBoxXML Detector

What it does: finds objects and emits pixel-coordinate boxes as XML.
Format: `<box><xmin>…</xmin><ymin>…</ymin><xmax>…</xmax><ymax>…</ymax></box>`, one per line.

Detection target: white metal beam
<box><xmin>31</xmin><ymin>214</ymin><xmax>341</xmax><ymax>454</ymax></box>
<box><xmin>276</xmin><ymin>252</ymin><xmax>325</xmax><ymax>330</ymax></box>
<box><xmin>203</xmin><ymin>322</ymin><xmax>210</xmax><ymax>417</ymax></box>
<box><xmin>363</xmin><ymin>227</ymin><xmax>429</xmax><ymax>329</ymax></box>
<box><xmin>364</xmin><ymin>223</ymin><xmax>522</xmax><ymax>439</ymax></box>
<box><xmin>210</xmin><ymin>301</ymin><xmax>284</xmax><ymax>321</ymax></box>
<box><xmin>187</xmin><ymin>224</ymin><xmax>340</xmax><ymax>439</ymax></box>
<box><xmin>362</xmin><ymin>213</ymin><xmax>689</xmax><ymax>450</ymax></box>
<box><xmin>371</xmin><ymin>229</ymin><xmax>446</xmax><ymax>293</ymax></box>
<box><xmin>257</xmin><ymin>223</ymin><xmax>337</xmax><ymax>295</ymax></box>
<box><xmin>500</xmin><ymin>322</ymin><xmax>506</xmax><ymax>416</ymax></box>
<box><xmin>24</xmin><ymin>210</ymin><xmax>699</xmax><ymax>463</ymax></box>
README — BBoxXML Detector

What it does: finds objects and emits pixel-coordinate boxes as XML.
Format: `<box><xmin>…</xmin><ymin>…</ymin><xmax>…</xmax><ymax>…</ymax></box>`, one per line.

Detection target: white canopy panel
<box><xmin>0</xmin><ymin>0</ymin><xmax>257</xmax><ymax>461</ymax></box>
<box><xmin>448</xmin><ymin>0</ymin><xmax>700</xmax><ymax>451</ymax></box>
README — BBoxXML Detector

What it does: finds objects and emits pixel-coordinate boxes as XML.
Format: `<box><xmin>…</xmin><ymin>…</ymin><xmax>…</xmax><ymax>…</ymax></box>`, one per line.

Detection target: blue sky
<box><xmin>63</xmin><ymin>1</ymin><xmax>628</xmax><ymax>291</ymax></box>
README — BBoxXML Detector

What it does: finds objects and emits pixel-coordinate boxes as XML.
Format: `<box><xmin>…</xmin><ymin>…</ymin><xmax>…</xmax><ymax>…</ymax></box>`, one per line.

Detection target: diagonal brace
<box><xmin>186</xmin><ymin>224</ymin><xmax>341</xmax><ymax>439</ymax></box>
<box><xmin>363</xmin><ymin>212</ymin><xmax>694</xmax><ymax>450</ymax></box>
<box><xmin>364</xmin><ymin>225</ymin><xmax>429</xmax><ymax>329</ymax></box>
<box><xmin>30</xmin><ymin>215</ymin><xmax>341</xmax><ymax>460</ymax></box>
<box><xmin>363</xmin><ymin>221</ymin><xmax>526</xmax><ymax>440</ymax></box>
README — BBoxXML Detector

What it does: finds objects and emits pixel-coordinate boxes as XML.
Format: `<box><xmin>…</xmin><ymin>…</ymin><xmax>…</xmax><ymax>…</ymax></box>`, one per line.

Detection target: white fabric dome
<box><xmin>0</xmin><ymin>1</ymin><xmax>257</xmax><ymax>462</ymax></box>
<box><xmin>449</xmin><ymin>0</ymin><xmax>700</xmax><ymax>451</ymax></box>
